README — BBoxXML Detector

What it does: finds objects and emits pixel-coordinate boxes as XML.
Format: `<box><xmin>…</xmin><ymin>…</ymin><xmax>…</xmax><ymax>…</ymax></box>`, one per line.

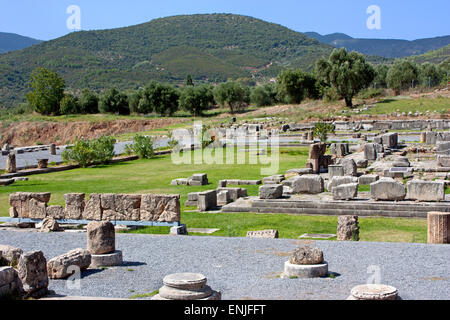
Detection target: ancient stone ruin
<box><xmin>347</xmin><ymin>284</ymin><xmax>399</xmax><ymax>300</ymax></box>
<box><xmin>9</xmin><ymin>192</ymin><xmax>181</xmax><ymax>223</ymax></box>
<box><xmin>87</xmin><ymin>221</ymin><xmax>123</xmax><ymax>267</ymax></box>
<box><xmin>152</xmin><ymin>273</ymin><xmax>221</xmax><ymax>300</ymax></box>
<box><xmin>427</xmin><ymin>212</ymin><xmax>449</xmax><ymax>244</ymax></box>
<box><xmin>282</xmin><ymin>246</ymin><xmax>328</xmax><ymax>278</ymax></box>
<box><xmin>337</xmin><ymin>216</ymin><xmax>360</xmax><ymax>241</ymax></box>
<box><xmin>47</xmin><ymin>249</ymin><xmax>91</xmax><ymax>279</ymax></box>
<box><xmin>246</xmin><ymin>229</ymin><xmax>279</xmax><ymax>239</ymax></box>
<box><xmin>171</xmin><ymin>173</ymin><xmax>209</xmax><ymax>186</ymax></box>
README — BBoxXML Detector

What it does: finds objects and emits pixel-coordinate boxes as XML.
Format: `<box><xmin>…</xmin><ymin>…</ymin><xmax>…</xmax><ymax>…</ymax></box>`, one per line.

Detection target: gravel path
<box><xmin>0</xmin><ymin>229</ymin><xmax>449</xmax><ymax>300</ymax></box>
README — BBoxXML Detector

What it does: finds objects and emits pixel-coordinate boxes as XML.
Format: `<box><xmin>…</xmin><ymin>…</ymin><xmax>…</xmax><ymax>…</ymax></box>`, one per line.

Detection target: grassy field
<box><xmin>359</xmin><ymin>96</ymin><xmax>450</xmax><ymax>116</ymax></box>
<box><xmin>0</xmin><ymin>147</ymin><xmax>428</xmax><ymax>243</ymax></box>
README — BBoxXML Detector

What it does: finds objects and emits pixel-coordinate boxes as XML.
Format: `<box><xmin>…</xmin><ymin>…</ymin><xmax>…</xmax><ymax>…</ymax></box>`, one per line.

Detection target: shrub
<box><xmin>62</xmin><ymin>136</ymin><xmax>116</xmax><ymax>167</ymax></box>
<box><xmin>125</xmin><ymin>135</ymin><xmax>155</xmax><ymax>159</ymax></box>
<box><xmin>60</xmin><ymin>94</ymin><xmax>80</xmax><ymax>115</ymax></box>
<box><xmin>313</xmin><ymin>122</ymin><xmax>335</xmax><ymax>143</ymax></box>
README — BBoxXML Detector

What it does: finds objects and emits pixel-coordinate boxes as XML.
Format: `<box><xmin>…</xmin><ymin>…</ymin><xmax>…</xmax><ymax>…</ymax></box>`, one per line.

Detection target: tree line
<box><xmin>25</xmin><ymin>48</ymin><xmax>449</xmax><ymax>116</ymax></box>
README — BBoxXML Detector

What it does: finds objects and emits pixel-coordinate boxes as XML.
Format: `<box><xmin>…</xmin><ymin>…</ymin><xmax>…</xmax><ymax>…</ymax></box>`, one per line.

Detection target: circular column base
<box><xmin>282</xmin><ymin>261</ymin><xmax>328</xmax><ymax>278</ymax></box>
<box><xmin>90</xmin><ymin>250</ymin><xmax>123</xmax><ymax>268</ymax></box>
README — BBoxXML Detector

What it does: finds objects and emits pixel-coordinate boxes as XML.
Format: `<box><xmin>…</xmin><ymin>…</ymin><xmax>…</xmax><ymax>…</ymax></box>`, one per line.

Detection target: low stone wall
<box><xmin>9</xmin><ymin>192</ymin><xmax>180</xmax><ymax>223</ymax></box>
<box><xmin>333</xmin><ymin>120</ymin><xmax>450</xmax><ymax>132</ymax></box>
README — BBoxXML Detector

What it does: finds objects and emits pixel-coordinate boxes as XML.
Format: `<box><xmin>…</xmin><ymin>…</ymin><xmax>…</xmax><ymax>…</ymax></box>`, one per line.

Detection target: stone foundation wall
<box><xmin>9</xmin><ymin>192</ymin><xmax>180</xmax><ymax>223</ymax></box>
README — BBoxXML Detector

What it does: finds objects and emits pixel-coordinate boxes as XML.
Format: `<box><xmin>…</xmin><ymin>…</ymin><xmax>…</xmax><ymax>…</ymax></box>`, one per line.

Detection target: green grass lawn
<box><xmin>360</xmin><ymin>96</ymin><xmax>450</xmax><ymax>116</ymax></box>
<box><xmin>0</xmin><ymin>147</ymin><xmax>427</xmax><ymax>243</ymax></box>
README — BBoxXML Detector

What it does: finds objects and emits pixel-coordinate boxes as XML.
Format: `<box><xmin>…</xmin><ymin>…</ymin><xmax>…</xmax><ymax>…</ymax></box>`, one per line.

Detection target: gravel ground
<box><xmin>0</xmin><ymin>229</ymin><xmax>449</xmax><ymax>300</ymax></box>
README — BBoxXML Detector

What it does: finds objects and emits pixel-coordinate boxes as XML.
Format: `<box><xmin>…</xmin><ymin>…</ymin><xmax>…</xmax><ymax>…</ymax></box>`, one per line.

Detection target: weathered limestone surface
<box><xmin>381</xmin><ymin>133</ymin><xmax>398</xmax><ymax>148</ymax></box>
<box><xmin>359</xmin><ymin>174</ymin><xmax>379</xmax><ymax>185</ymax></box>
<box><xmin>0</xmin><ymin>266</ymin><xmax>21</xmax><ymax>298</ymax></box>
<box><xmin>407</xmin><ymin>180</ymin><xmax>445</xmax><ymax>202</ymax></box>
<box><xmin>291</xmin><ymin>175</ymin><xmax>324</xmax><ymax>194</ymax></box>
<box><xmin>198</xmin><ymin>190</ymin><xmax>217</xmax><ymax>211</ymax></box>
<box><xmin>46</xmin><ymin>205</ymin><xmax>65</xmax><ymax>219</ymax></box>
<box><xmin>163</xmin><ymin>273</ymin><xmax>207</xmax><ymax>290</ymax></box>
<box><xmin>337</xmin><ymin>216</ymin><xmax>360</xmax><ymax>241</ymax></box>
<box><xmin>83</xmin><ymin>194</ymin><xmax>102</xmax><ymax>220</ymax></box>
<box><xmin>5</xmin><ymin>153</ymin><xmax>16</xmax><ymax>173</ymax></box>
<box><xmin>327</xmin><ymin>176</ymin><xmax>358</xmax><ymax>192</ymax></box>
<box><xmin>437</xmin><ymin>155</ymin><xmax>450</xmax><ymax>167</ymax></box>
<box><xmin>140</xmin><ymin>194</ymin><xmax>180</xmax><ymax>222</ymax></box>
<box><xmin>216</xmin><ymin>188</ymin><xmax>244</xmax><ymax>202</ymax></box>
<box><xmin>349</xmin><ymin>284</ymin><xmax>398</xmax><ymax>300</ymax></box>
<box><xmin>333</xmin><ymin>183</ymin><xmax>358</xmax><ymax>201</ymax></box>
<box><xmin>289</xmin><ymin>247</ymin><xmax>324</xmax><ymax>265</ymax></box>
<box><xmin>29</xmin><ymin>198</ymin><xmax>47</xmax><ymax>219</ymax></box>
<box><xmin>9</xmin><ymin>192</ymin><xmax>51</xmax><ymax>218</ymax></box>
<box><xmin>17</xmin><ymin>251</ymin><xmax>48</xmax><ymax>298</ymax></box>
<box><xmin>263</xmin><ymin>175</ymin><xmax>285</xmax><ymax>184</ymax></box>
<box><xmin>217</xmin><ymin>190</ymin><xmax>230</xmax><ymax>206</ymax></box>
<box><xmin>328</xmin><ymin>165</ymin><xmax>344</xmax><ymax>179</ymax></box>
<box><xmin>370</xmin><ymin>178</ymin><xmax>406</xmax><ymax>201</ymax></box>
<box><xmin>103</xmin><ymin>194</ymin><xmax>141</xmax><ymax>221</ymax></box>
<box><xmin>364</xmin><ymin>143</ymin><xmax>379</xmax><ymax>160</ymax></box>
<box><xmin>330</xmin><ymin>143</ymin><xmax>349</xmax><ymax>158</ymax></box>
<box><xmin>246</xmin><ymin>229</ymin><xmax>279</xmax><ymax>239</ymax></box>
<box><xmin>0</xmin><ymin>245</ymin><xmax>23</xmax><ymax>266</ymax></box>
<box><xmin>188</xmin><ymin>174</ymin><xmax>208</xmax><ymax>186</ymax></box>
<box><xmin>337</xmin><ymin>159</ymin><xmax>357</xmax><ymax>177</ymax></box>
<box><xmin>427</xmin><ymin>212</ymin><xmax>450</xmax><ymax>244</ymax></box>
<box><xmin>64</xmin><ymin>193</ymin><xmax>85</xmax><ymax>220</ymax></box>
<box><xmin>40</xmin><ymin>217</ymin><xmax>62</xmax><ymax>232</ymax></box>
<box><xmin>437</xmin><ymin>142</ymin><xmax>450</xmax><ymax>156</ymax></box>
<box><xmin>47</xmin><ymin>249</ymin><xmax>91</xmax><ymax>279</ymax></box>
<box><xmin>259</xmin><ymin>184</ymin><xmax>283</xmax><ymax>199</ymax></box>
<box><xmin>87</xmin><ymin>221</ymin><xmax>116</xmax><ymax>255</ymax></box>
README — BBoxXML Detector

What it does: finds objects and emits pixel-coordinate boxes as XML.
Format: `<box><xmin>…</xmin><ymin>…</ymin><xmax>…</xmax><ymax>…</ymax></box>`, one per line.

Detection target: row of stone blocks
<box><xmin>9</xmin><ymin>192</ymin><xmax>181</xmax><ymax>222</ymax></box>
<box><xmin>260</xmin><ymin>174</ymin><xmax>447</xmax><ymax>202</ymax></box>
<box><xmin>0</xmin><ymin>221</ymin><xmax>122</xmax><ymax>299</ymax></box>
<box><xmin>186</xmin><ymin>187</ymin><xmax>248</xmax><ymax>211</ymax></box>
<box><xmin>171</xmin><ymin>174</ymin><xmax>208</xmax><ymax>186</ymax></box>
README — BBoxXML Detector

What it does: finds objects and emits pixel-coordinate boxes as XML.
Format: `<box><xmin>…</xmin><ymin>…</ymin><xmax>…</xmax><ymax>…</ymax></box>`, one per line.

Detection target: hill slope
<box><xmin>305</xmin><ymin>32</ymin><xmax>450</xmax><ymax>58</ymax></box>
<box><xmin>0</xmin><ymin>14</ymin><xmax>335</xmax><ymax>108</ymax></box>
<box><xmin>0</xmin><ymin>32</ymin><xmax>42</xmax><ymax>54</ymax></box>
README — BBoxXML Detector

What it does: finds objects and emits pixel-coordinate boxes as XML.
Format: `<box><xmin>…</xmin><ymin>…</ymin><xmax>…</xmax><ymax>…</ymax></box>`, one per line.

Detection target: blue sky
<box><xmin>1</xmin><ymin>0</ymin><xmax>449</xmax><ymax>41</ymax></box>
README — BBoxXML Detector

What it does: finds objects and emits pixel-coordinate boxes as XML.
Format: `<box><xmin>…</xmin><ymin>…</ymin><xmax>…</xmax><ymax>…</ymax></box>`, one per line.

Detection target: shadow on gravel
<box><xmin>122</xmin><ymin>261</ymin><xmax>147</xmax><ymax>267</ymax></box>
<box><xmin>81</xmin><ymin>269</ymin><xmax>105</xmax><ymax>277</ymax></box>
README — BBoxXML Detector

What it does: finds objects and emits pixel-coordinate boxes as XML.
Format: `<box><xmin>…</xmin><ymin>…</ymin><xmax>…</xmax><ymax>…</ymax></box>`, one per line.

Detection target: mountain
<box><xmin>0</xmin><ymin>13</ymin><xmax>336</xmax><ymax>108</ymax></box>
<box><xmin>409</xmin><ymin>44</ymin><xmax>450</xmax><ymax>65</ymax></box>
<box><xmin>0</xmin><ymin>32</ymin><xmax>42</xmax><ymax>54</ymax></box>
<box><xmin>305</xmin><ymin>32</ymin><xmax>450</xmax><ymax>58</ymax></box>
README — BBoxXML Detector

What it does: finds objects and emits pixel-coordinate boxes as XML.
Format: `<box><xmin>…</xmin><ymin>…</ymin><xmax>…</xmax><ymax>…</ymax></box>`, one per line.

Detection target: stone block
<box><xmin>291</xmin><ymin>175</ymin><xmax>324</xmax><ymax>194</ymax></box>
<box><xmin>64</xmin><ymin>193</ymin><xmax>85</xmax><ymax>220</ymax></box>
<box><xmin>216</xmin><ymin>188</ymin><xmax>243</xmax><ymax>202</ymax></box>
<box><xmin>356</xmin><ymin>159</ymin><xmax>369</xmax><ymax>169</ymax></box>
<box><xmin>364</xmin><ymin>143</ymin><xmax>378</xmax><ymax>160</ymax></box>
<box><xmin>87</xmin><ymin>221</ymin><xmax>115</xmax><ymax>255</ymax></box>
<box><xmin>359</xmin><ymin>174</ymin><xmax>379</xmax><ymax>185</ymax></box>
<box><xmin>198</xmin><ymin>190</ymin><xmax>217</xmax><ymax>211</ymax></box>
<box><xmin>246</xmin><ymin>229</ymin><xmax>279</xmax><ymax>239</ymax></box>
<box><xmin>0</xmin><ymin>267</ymin><xmax>20</xmax><ymax>298</ymax></box>
<box><xmin>330</xmin><ymin>143</ymin><xmax>348</xmax><ymax>158</ymax></box>
<box><xmin>190</xmin><ymin>174</ymin><xmax>208</xmax><ymax>185</ymax></box>
<box><xmin>283</xmin><ymin>262</ymin><xmax>328</xmax><ymax>279</ymax></box>
<box><xmin>217</xmin><ymin>191</ymin><xmax>230</xmax><ymax>206</ymax></box>
<box><xmin>46</xmin><ymin>205</ymin><xmax>65</xmax><ymax>220</ymax></box>
<box><xmin>327</xmin><ymin>176</ymin><xmax>358</xmax><ymax>192</ymax></box>
<box><xmin>29</xmin><ymin>198</ymin><xmax>47</xmax><ymax>219</ymax></box>
<box><xmin>140</xmin><ymin>194</ymin><xmax>180</xmax><ymax>222</ymax></box>
<box><xmin>40</xmin><ymin>217</ymin><xmax>63</xmax><ymax>232</ymax></box>
<box><xmin>90</xmin><ymin>251</ymin><xmax>123</xmax><ymax>268</ymax></box>
<box><xmin>83</xmin><ymin>194</ymin><xmax>102</xmax><ymax>220</ymax></box>
<box><xmin>289</xmin><ymin>247</ymin><xmax>324</xmax><ymax>265</ymax></box>
<box><xmin>437</xmin><ymin>142</ymin><xmax>450</xmax><ymax>156</ymax></box>
<box><xmin>349</xmin><ymin>284</ymin><xmax>398</xmax><ymax>300</ymax></box>
<box><xmin>337</xmin><ymin>159</ymin><xmax>357</xmax><ymax>176</ymax></box>
<box><xmin>337</xmin><ymin>215</ymin><xmax>360</xmax><ymax>241</ymax></box>
<box><xmin>328</xmin><ymin>165</ymin><xmax>344</xmax><ymax>179</ymax></box>
<box><xmin>17</xmin><ymin>251</ymin><xmax>48</xmax><ymax>298</ymax></box>
<box><xmin>427</xmin><ymin>212</ymin><xmax>450</xmax><ymax>244</ymax></box>
<box><xmin>407</xmin><ymin>180</ymin><xmax>445</xmax><ymax>202</ymax></box>
<box><xmin>370</xmin><ymin>178</ymin><xmax>406</xmax><ymax>201</ymax></box>
<box><xmin>333</xmin><ymin>183</ymin><xmax>358</xmax><ymax>201</ymax></box>
<box><xmin>0</xmin><ymin>245</ymin><xmax>23</xmax><ymax>266</ymax></box>
<box><xmin>309</xmin><ymin>143</ymin><xmax>326</xmax><ymax>159</ymax></box>
<box><xmin>259</xmin><ymin>184</ymin><xmax>283</xmax><ymax>199</ymax></box>
<box><xmin>437</xmin><ymin>155</ymin><xmax>450</xmax><ymax>167</ymax></box>
<box><xmin>9</xmin><ymin>193</ymin><xmax>51</xmax><ymax>218</ymax></box>
<box><xmin>47</xmin><ymin>249</ymin><xmax>91</xmax><ymax>279</ymax></box>
<box><xmin>381</xmin><ymin>133</ymin><xmax>398</xmax><ymax>148</ymax></box>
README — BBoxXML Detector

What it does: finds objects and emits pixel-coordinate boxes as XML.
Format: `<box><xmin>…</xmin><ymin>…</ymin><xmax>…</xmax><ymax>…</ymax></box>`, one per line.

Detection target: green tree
<box><xmin>124</xmin><ymin>134</ymin><xmax>155</xmax><ymax>159</ymax></box>
<box><xmin>60</xmin><ymin>93</ymin><xmax>79</xmax><ymax>115</ymax></box>
<box><xmin>99</xmin><ymin>87</ymin><xmax>130</xmax><ymax>115</ymax></box>
<box><xmin>186</xmin><ymin>74</ymin><xmax>194</xmax><ymax>86</ymax></box>
<box><xmin>250</xmin><ymin>83</ymin><xmax>277</xmax><ymax>107</ymax></box>
<box><xmin>313</xmin><ymin>122</ymin><xmax>335</xmax><ymax>143</ymax></box>
<box><xmin>373</xmin><ymin>65</ymin><xmax>390</xmax><ymax>88</ymax></box>
<box><xmin>419</xmin><ymin>63</ymin><xmax>444</xmax><ymax>88</ymax></box>
<box><xmin>144</xmin><ymin>81</ymin><xmax>180</xmax><ymax>116</ymax></box>
<box><xmin>79</xmin><ymin>89</ymin><xmax>99</xmax><ymax>114</ymax></box>
<box><xmin>213</xmin><ymin>81</ymin><xmax>250</xmax><ymax>114</ymax></box>
<box><xmin>179</xmin><ymin>85</ymin><xmax>214</xmax><ymax>116</ymax></box>
<box><xmin>386</xmin><ymin>60</ymin><xmax>419</xmax><ymax>94</ymax></box>
<box><xmin>26</xmin><ymin>67</ymin><xmax>65</xmax><ymax>115</ymax></box>
<box><xmin>315</xmin><ymin>48</ymin><xmax>375</xmax><ymax>107</ymax></box>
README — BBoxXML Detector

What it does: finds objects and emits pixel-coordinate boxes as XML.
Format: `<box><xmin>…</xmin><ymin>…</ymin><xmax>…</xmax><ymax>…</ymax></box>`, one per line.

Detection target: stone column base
<box><xmin>90</xmin><ymin>250</ymin><xmax>123</xmax><ymax>268</ymax></box>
